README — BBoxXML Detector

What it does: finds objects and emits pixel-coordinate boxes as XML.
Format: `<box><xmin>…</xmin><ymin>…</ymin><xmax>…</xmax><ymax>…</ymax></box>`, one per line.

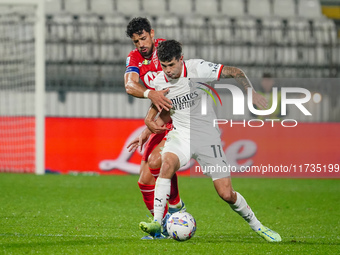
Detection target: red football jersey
<box><xmin>125</xmin><ymin>38</ymin><xmax>165</xmax><ymax>90</ymax></box>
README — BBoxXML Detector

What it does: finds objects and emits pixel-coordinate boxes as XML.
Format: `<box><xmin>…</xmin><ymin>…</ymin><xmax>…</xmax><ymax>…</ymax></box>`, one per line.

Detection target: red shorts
<box><xmin>141</xmin><ymin>120</ymin><xmax>172</xmax><ymax>162</ymax></box>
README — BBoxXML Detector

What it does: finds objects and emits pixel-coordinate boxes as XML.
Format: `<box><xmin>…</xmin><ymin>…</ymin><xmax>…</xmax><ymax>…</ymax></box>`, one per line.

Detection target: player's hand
<box><xmin>148</xmin><ymin>89</ymin><xmax>172</xmax><ymax>112</ymax></box>
<box><xmin>126</xmin><ymin>128</ymin><xmax>151</xmax><ymax>153</ymax></box>
<box><xmin>145</xmin><ymin>119</ymin><xmax>169</xmax><ymax>134</ymax></box>
<box><xmin>126</xmin><ymin>136</ymin><xmax>140</xmax><ymax>153</ymax></box>
<box><xmin>252</xmin><ymin>90</ymin><xmax>268</xmax><ymax>110</ymax></box>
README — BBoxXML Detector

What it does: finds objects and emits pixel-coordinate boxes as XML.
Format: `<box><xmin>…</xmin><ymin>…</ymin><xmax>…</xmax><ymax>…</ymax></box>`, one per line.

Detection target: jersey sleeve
<box><xmin>196</xmin><ymin>60</ymin><xmax>223</xmax><ymax>80</ymax></box>
<box><xmin>125</xmin><ymin>51</ymin><xmax>140</xmax><ymax>75</ymax></box>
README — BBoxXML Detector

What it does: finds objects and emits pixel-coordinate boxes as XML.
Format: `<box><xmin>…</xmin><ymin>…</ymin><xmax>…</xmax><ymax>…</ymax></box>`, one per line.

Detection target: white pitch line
<box><xmin>0</xmin><ymin>233</ymin><xmax>110</xmax><ymax>238</ymax></box>
<box><xmin>0</xmin><ymin>233</ymin><xmax>333</xmax><ymax>240</ymax></box>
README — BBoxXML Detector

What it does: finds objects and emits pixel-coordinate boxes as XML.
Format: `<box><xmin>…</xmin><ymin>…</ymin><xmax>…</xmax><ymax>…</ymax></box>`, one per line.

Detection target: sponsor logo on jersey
<box><xmin>126</xmin><ymin>57</ymin><xmax>130</xmax><ymax>67</ymax></box>
<box><xmin>197</xmin><ymin>82</ymin><xmax>223</xmax><ymax>106</ymax></box>
<box><xmin>144</xmin><ymin>71</ymin><xmax>158</xmax><ymax>87</ymax></box>
<box><xmin>142</xmin><ymin>59</ymin><xmax>151</xmax><ymax>65</ymax></box>
<box><xmin>170</xmin><ymin>92</ymin><xmax>199</xmax><ymax>110</ymax></box>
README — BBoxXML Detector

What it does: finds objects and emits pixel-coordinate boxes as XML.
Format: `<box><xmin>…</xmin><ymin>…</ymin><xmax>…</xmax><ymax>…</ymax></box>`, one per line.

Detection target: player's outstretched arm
<box><xmin>124</xmin><ymin>72</ymin><xmax>172</xmax><ymax>112</ymax></box>
<box><xmin>144</xmin><ymin>104</ymin><xmax>170</xmax><ymax>134</ymax></box>
<box><xmin>126</xmin><ymin>127</ymin><xmax>152</xmax><ymax>153</ymax></box>
<box><xmin>220</xmin><ymin>66</ymin><xmax>268</xmax><ymax>110</ymax></box>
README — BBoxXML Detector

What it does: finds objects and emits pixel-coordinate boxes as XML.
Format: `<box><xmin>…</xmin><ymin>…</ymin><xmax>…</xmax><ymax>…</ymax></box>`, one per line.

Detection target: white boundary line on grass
<box><xmin>0</xmin><ymin>233</ymin><xmax>105</xmax><ymax>238</ymax></box>
<box><xmin>0</xmin><ymin>233</ymin><xmax>330</xmax><ymax>239</ymax></box>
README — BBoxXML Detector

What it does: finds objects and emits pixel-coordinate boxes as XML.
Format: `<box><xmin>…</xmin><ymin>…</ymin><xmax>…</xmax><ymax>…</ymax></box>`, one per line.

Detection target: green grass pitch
<box><xmin>0</xmin><ymin>174</ymin><xmax>339</xmax><ymax>254</ymax></box>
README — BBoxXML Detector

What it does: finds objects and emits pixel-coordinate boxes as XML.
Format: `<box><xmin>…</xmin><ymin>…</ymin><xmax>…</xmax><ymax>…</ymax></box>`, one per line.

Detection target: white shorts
<box><xmin>162</xmin><ymin>129</ymin><xmax>231</xmax><ymax>180</ymax></box>
<box><xmin>162</xmin><ymin>129</ymin><xmax>190</xmax><ymax>168</ymax></box>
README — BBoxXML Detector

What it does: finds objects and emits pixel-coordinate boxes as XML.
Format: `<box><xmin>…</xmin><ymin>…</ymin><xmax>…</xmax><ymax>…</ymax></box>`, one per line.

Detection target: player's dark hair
<box><xmin>157</xmin><ymin>40</ymin><xmax>182</xmax><ymax>62</ymax></box>
<box><xmin>126</xmin><ymin>17</ymin><xmax>152</xmax><ymax>38</ymax></box>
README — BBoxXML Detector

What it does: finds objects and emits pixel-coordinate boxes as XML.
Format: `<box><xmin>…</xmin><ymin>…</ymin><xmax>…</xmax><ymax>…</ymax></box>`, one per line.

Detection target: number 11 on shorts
<box><xmin>211</xmin><ymin>145</ymin><xmax>223</xmax><ymax>158</ymax></box>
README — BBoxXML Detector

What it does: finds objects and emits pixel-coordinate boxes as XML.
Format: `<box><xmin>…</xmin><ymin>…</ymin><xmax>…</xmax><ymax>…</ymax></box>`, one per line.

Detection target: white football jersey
<box><xmin>153</xmin><ymin>59</ymin><xmax>223</xmax><ymax>139</ymax></box>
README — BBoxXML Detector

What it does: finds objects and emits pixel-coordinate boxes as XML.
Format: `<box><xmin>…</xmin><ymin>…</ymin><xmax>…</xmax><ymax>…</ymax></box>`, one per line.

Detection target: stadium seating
<box><xmin>182</xmin><ymin>44</ymin><xmax>197</xmax><ymax>59</ymax></box>
<box><xmin>1</xmin><ymin>0</ymin><xmax>331</xmax><ymax>122</ymax></box>
<box><xmin>286</xmin><ymin>18</ymin><xmax>310</xmax><ymax>45</ymax></box>
<box><xmin>0</xmin><ymin>4</ymin><xmax>36</xmax><ymax>15</ymax></box>
<box><xmin>45</xmin><ymin>0</ymin><xmax>62</xmax><ymax>14</ymax></box>
<box><xmin>42</xmin><ymin>0</ymin><xmax>339</xmax><ymax>97</ymax></box>
<box><xmin>65</xmin><ymin>0</ymin><xmax>89</xmax><ymax>14</ymax></box>
<box><xmin>182</xmin><ymin>16</ymin><xmax>207</xmax><ymax>43</ymax></box>
<box><xmin>313</xmin><ymin>18</ymin><xmax>337</xmax><ymax>45</ymax></box>
<box><xmin>49</xmin><ymin>14</ymin><xmax>75</xmax><ymax>40</ymax></box>
<box><xmin>247</xmin><ymin>0</ymin><xmax>271</xmax><ymax>18</ymax></box>
<box><xmin>116</xmin><ymin>0</ymin><xmax>141</xmax><ymax>17</ymax></box>
<box><xmin>77</xmin><ymin>14</ymin><xmax>101</xmax><ymax>41</ymax></box>
<box><xmin>100</xmin><ymin>43</ymin><xmax>133</xmax><ymax>63</ymax></box>
<box><xmin>272</xmin><ymin>0</ymin><xmax>296</xmax><ymax>18</ymax></box>
<box><xmin>102</xmin><ymin>14</ymin><xmax>127</xmax><ymax>41</ymax></box>
<box><xmin>90</xmin><ymin>0</ymin><xmax>116</xmax><ymax>14</ymax></box>
<box><xmin>233</xmin><ymin>18</ymin><xmax>257</xmax><ymax>43</ymax></box>
<box><xmin>261</xmin><ymin>18</ymin><xmax>284</xmax><ymax>43</ymax></box>
<box><xmin>276</xmin><ymin>46</ymin><xmax>298</xmax><ymax>66</ymax></box>
<box><xmin>297</xmin><ymin>0</ymin><xmax>323</xmax><ymax>18</ymax></box>
<box><xmin>220</xmin><ymin>0</ymin><xmax>245</xmax><ymax>17</ymax></box>
<box><xmin>142</xmin><ymin>0</ymin><xmax>168</xmax><ymax>17</ymax></box>
<box><xmin>209</xmin><ymin>17</ymin><xmax>232</xmax><ymax>43</ymax></box>
<box><xmin>194</xmin><ymin>0</ymin><xmax>219</xmax><ymax>17</ymax></box>
<box><xmin>155</xmin><ymin>16</ymin><xmax>181</xmax><ymax>41</ymax></box>
<box><xmin>168</xmin><ymin>0</ymin><xmax>194</xmax><ymax>16</ymax></box>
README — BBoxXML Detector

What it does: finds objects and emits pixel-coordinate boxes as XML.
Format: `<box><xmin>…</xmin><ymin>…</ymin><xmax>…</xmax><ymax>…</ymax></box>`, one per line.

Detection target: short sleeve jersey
<box><xmin>153</xmin><ymin>59</ymin><xmax>223</xmax><ymax>135</ymax></box>
<box><xmin>125</xmin><ymin>38</ymin><xmax>165</xmax><ymax>90</ymax></box>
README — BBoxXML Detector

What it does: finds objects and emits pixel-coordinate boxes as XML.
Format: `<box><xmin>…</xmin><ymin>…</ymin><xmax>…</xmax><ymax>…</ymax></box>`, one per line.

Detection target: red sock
<box><xmin>149</xmin><ymin>167</ymin><xmax>160</xmax><ymax>180</ymax></box>
<box><xmin>138</xmin><ymin>182</ymin><xmax>155</xmax><ymax>215</ymax></box>
<box><xmin>169</xmin><ymin>173</ymin><xmax>181</xmax><ymax>205</ymax></box>
<box><xmin>138</xmin><ymin>181</ymin><xmax>168</xmax><ymax>218</ymax></box>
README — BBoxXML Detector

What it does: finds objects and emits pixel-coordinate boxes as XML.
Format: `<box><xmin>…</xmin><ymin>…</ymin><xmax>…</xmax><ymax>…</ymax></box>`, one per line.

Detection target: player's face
<box><xmin>160</xmin><ymin>56</ymin><xmax>184</xmax><ymax>79</ymax></box>
<box><xmin>131</xmin><ymin>29</ymin><xmax>155</xmax><ymax>58</ymax></box>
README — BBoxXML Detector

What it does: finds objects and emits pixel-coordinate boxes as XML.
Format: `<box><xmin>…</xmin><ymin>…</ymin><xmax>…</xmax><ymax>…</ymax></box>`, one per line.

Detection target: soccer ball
<box><xmin>167</xmin><ymin>211</ymin><xmax>196</xmax><ymax>241</ymax></box>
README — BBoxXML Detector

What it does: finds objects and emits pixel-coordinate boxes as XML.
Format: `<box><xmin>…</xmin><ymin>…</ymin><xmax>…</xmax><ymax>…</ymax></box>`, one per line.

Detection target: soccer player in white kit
<box><xmin>138</xmin><ymin>40</ymin><xmax>281</xmax><ymax>242</ymax></box>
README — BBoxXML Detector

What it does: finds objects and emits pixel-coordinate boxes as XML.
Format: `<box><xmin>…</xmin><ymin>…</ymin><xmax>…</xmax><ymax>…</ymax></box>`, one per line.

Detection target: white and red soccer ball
<box><xmin>167</xmin><ymin>212</ymin><xmax>196</xmax><ymax>241</ymax></box>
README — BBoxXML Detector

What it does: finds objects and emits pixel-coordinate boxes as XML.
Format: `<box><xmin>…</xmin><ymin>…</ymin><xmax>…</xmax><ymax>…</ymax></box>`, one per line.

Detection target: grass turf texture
<box><xmin>0</xmin><ymin>174</ymin><xmax>339</xmax><ymax>254</ymax></box>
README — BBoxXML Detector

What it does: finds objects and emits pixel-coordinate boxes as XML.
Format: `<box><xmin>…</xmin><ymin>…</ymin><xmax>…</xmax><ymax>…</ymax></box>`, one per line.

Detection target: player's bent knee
<box><xmin>161</xmin><ymin>160</ymin><xmax>171</xmax><ymax>172</ymax></box>
<box><xmin>160</xmin><ymin>161</ymin><xmax>175</xmax><ymax>179</ymax></box>
<box><xmin>138</xmin><ymin>162</ymin><xmax>155</xmax><ymax>185</ymax></box>
<box><xmin>159</xmin><ymin>152</ymin><xmax>180</xmax><ymax>178</ymax></box>
<box><xmin>148</xmin><ymin>151</ymin><xmax>162</xmax><ymax>170</ymax></box>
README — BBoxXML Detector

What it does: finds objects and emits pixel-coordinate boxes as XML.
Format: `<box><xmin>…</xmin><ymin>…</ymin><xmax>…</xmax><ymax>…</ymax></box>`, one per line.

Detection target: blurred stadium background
<box><xmin>44</xmin><ymin>0</ymin><xmax>340</xmax><ymax>119</ymax></box>
<box><xmin>2</xmin><ymin>0</ymin><xmax>339</xmax><ymax>119</ymax></box>
<box><xmin>0</xmin><ymin>0</ymin><xmax>340</xmax><ymax>174</ymax></box>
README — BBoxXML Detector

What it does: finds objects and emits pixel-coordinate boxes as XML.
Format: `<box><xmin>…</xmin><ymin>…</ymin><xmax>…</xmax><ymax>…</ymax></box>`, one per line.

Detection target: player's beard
<box><xmin>139</xmin><ymin>46</ymin><xmax>153</xmax><ymax>59</ymax></box>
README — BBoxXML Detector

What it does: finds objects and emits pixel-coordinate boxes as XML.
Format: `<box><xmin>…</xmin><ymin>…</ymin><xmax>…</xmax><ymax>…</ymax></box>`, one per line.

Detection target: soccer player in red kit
<box><xmin>124</xmin><ymin>17</ymin><xmax>185</xmax><ymax>239</ymax></box>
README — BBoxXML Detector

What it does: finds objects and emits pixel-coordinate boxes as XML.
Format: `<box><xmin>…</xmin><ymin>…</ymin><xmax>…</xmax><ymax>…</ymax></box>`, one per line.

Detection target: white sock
<box><xmin>154</xmin><ymin>177</ymin><xmax>171</xmax><ymax>223</ymax></box>
<box><xmin>229</xmin><ymin>192</ymin><xmax>262</xmax><ymax>231</ymax></box>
